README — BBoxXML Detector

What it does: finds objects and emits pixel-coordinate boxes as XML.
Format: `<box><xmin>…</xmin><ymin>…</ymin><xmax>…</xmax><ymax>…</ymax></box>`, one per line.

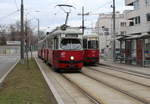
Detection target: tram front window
<box><xmin>88</xmin><ymin>40</ymin><xmax>99</xmax><ymax>49</ymax></box>
<box><xmin>61</xmin><ymin>39</ymin><xmax>82</xmax><ymax>50</ymax></box>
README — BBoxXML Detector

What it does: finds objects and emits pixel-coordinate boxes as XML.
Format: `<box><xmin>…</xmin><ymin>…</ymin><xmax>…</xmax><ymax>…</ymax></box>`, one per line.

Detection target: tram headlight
<box><xmin>70</xmin><ymin>56</ymin><xmax>74</xmax><ymax>60</ymax></box>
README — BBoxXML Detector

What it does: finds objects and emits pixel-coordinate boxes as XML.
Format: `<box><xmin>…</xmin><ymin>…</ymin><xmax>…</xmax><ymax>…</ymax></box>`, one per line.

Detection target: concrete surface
<box><xmin>0</xmin><ymin>56</ymin><xmax>19</xmax><ymax>79</ymax></box>
<box><xmin>100</xmin><ymin>59</ymin><xmax>150</xmax><ymax>76</ymax></box>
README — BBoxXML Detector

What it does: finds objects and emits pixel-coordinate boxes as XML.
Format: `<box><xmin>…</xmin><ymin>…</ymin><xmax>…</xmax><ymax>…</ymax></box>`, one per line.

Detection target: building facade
<box><xmin>95</xmin><ymin>12</ymin><xmax>127</xmax><ymax>59</ymax></box>
<box><xmin>121</xmin><ymin>0</ymin><xmax>150</xmax><ymax>66</ymax></box>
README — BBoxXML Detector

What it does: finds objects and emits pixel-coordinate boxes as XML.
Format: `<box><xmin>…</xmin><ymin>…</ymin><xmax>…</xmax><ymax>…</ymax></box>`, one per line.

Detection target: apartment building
<box><xmin>95</xmin><ymin>12</ymin><xmax>127</xmax><ymax>58</ymax></box>
<box><xmin>123</xmin><ymin>0</ymin><xmax>150</xmax><ymax>66</ymax></box>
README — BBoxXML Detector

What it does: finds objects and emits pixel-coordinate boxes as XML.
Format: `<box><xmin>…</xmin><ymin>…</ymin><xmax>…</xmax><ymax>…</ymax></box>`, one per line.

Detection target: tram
<box><xmin>38</xmin><ymin>25</ymin><xmax>84</xmax><ymax>71</ymax></box>
<box><xmin>38</xmin><ymin>39</ymin><xmax>46</xmax><ymax>59</ymax></box>
<box><xmin>83</xmin><ymin>34</ymin><xmax>100</xmax><ymax>65</ymax></box>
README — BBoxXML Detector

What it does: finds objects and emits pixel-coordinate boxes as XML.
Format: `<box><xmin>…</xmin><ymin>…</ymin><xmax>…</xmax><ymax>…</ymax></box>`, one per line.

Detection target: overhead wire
<box><xmin>14</xmin><ymin>0</ymin><xmax>19</xmax><ymax>10</ymax></box>
<box><xmin>0</xmin><ymin>10</ymin><xmax>20</xmax><ymax>21</ymax></box>
<box><xmin>97</xmin><ymin>1</ymin><xmax>113</xmax><ymax>10</ymax></box>
<box><xmin>89</xmin><ymin>1</ymin><xmax>113</xmax><ymax>15</ymax></box>
<box><xmin>0</xmin><ymin>0</ymin><xmax>19</xmax><ymax>23</ymax></box>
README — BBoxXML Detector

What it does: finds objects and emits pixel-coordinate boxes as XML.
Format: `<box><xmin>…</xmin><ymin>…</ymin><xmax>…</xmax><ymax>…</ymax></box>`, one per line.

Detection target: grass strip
<box><xmin>0</xmin><ymin>58</ymin><xmax>54</xmax><ymax>104</ymax></box>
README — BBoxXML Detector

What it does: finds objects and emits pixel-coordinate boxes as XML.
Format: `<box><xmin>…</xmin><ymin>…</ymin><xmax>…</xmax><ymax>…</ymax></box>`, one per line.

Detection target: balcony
<box><xmin>125</xmin><ymin>0</ymin><xmax>135</xmax><ymax>6</ymax></box>
<box><xmin>126</xmin><ymin>7</ymin><xmax>150</xmax><ymax>19</ymax></box>
<box><xmin>126</xmin><ymin>23</ymin><xmax>150</xmax><ymax>35</ymax></box>
<box><xmin>126</xmin><ymin>10</ymin><xmax>139</xmax><ymax>20</ymax></box>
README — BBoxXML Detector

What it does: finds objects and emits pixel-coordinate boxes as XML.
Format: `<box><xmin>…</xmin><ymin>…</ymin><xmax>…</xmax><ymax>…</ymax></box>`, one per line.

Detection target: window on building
<box><xmin>120</xmin><ymin>31</ymin><xmax>126</xmax><ymax>35</ymax></box>
<box><xmin>133</xmin><ymin>0</ymin><xmax>140</xmax><ymax>9</ymax></box>
<box><xmin>129</xmin><ymin>21</ymin><xmax>134</xmax><ymax>26</ymax></box>
<box><xmin>145</xmin><ymin>0</ymin><xmax>150</xmax><ymax>5</ymax></box>
<box><xmin>135</xmin><ymin>16</ymin><xmax>140</xmax><ymax>24</ymax></box>
<box><xmin>146</xmin><ymin>13</ymin><xmax>150</xmax><ymax>21</ymax></box>
<box><xmin>120</xmin><ymin>22</ymin><xmax>126</xmax><ymax>27</ymax></box>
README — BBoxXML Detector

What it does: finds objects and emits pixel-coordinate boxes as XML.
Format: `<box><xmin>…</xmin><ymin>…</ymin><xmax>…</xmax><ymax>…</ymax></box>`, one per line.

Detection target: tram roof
<box><xmin>83</xmin><ymin>33</ymin><xmax>99</xmax><ymax>38</ymax></box>
<box><xmin>48</xmin><ymin>25</ymin><xmax>82</xmax><ymax>36</ymax></box>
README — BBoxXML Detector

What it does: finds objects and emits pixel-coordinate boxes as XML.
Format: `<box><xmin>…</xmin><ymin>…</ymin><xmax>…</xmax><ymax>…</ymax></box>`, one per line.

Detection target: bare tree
<box><xmin>8</xmin><ymin>21</ymin><xmax>21</xmax><ymax>41</ymax></box>
<box><xmin>0</xmin><ymin>25</ymin><xmax>7</xmax><ymax>45</ymax></box>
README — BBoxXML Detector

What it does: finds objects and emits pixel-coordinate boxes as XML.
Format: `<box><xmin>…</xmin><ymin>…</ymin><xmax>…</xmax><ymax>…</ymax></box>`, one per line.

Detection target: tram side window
<box><xmin>54</xmin><ymin>38</ymin><xmax>59</xmax><ymax>50</ymax></box>
<box><xmin>88</xmin><ymin>40</ymin><xmax>99</xmax><ymax>49</ymax></box>
<box><xmin>83</xmin><ymin>39</ymin><xmax>87</xmax><ymax>49</ymax></box>
<box><xmin>48</xmin><ymin>38</ymin><xmax>53</xmax><ymax>49</ymax></box>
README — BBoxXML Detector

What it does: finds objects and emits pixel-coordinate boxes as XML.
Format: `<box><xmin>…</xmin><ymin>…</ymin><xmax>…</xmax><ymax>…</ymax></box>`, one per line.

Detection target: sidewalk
<box><xmin>99</xmin><ymin>58</ymin><xmax>150</xmax><ymax>76</ymax></box>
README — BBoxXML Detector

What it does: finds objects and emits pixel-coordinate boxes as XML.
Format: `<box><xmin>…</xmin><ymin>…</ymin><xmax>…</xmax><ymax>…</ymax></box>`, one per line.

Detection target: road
<box><xmin>0</xmin><ymin>56</ymin><xmax>18</xmax><ymax>79</ymax></box>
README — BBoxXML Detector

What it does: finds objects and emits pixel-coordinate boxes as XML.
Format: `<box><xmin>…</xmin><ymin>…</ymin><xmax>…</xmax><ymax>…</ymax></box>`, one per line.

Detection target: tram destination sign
<box><xmin>65</xmin><ymin>34</ymin><xmax>78</xmax><ymax>38</ymax></box>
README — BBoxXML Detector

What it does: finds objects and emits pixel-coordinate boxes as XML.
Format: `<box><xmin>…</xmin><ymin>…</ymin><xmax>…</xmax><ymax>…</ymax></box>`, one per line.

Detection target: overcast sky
<box><xmin>0</xmin><ymin>0</ymin><xmax>131</xmax><ymax>31</ymax></box>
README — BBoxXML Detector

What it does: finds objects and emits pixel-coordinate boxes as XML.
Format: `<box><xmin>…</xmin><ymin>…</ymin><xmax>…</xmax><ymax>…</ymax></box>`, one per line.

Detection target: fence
<box><xmin>0</xmin><ymin>46</ymin><xmax>20</xmax><ymax>56</ymax></box>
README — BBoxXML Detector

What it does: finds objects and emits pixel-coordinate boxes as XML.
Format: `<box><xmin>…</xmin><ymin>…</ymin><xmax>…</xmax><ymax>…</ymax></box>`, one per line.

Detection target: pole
<box><xmin>65</xmin><ymin>12</ymin><xmax>69</xmax><ymax>25</ymax></box>
<box><xmin>113</xmin><ymin>0</ymin><xmax>116</xmax><ymax>61</ymax></box>
<box><xmin>25</xmin><ymin>21</ymin><xmax>29</xmax><ymax>64</ymax></box>
<box><xmin>20</xmin><ymin>0</ymin><xmax>24</xmax><ymax>61</ymax></box>
<box><xmin>37</xmin><ymin>18</ymin><xmax>40</xmax><ymax>40</ymax></box>
<box><xmin>82</xmin><ymin>6</ymin><xmax>84</xmax><ymax>34</ymax></box>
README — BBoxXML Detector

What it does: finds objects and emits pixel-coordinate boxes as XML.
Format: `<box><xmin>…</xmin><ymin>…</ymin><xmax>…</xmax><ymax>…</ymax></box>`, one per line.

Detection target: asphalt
<box><xmin>0</xmin><ymin>55</ymin><xmax>18</xmax><ymax>79</ymax></box>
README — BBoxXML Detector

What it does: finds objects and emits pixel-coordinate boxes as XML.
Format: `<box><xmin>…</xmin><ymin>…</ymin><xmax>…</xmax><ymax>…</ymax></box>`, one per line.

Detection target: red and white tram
<box><xmin>83</xmin><ymin>34</ymin><xmax>100</xmax><ymax>65</ymax></box>
<box><xmin>38</xmin><ymin>25</ymin><xmax>84</xmax><ymax>71</ymax></box>
<box><xmin>38</xmin><ymin>39</ymin><xmax>46</xmax><ymax>59</ymax></box>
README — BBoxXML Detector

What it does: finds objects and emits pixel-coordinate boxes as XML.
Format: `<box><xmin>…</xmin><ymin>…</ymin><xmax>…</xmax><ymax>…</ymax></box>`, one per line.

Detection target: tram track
<box><xmin>63</xmin><ymin>73</ymin><xmax>147</xmax><ymax>104</ymax></box>
<box><xmin>87</xmin><ymin>66</ymin><xmax>150</xmax><ymax>87</ymax></box>
<box><xmin>36</xmin><ymin>58</ymin><xmax>96</xmax><ymax>104</ymax></box>
<box><xmin>37</xmin><ymin>58</ymin><xmax>150</xmax><ymax>104</ymax></box>
<box><xmin>90</xmin><ymin>65</ymin><xmax>150</xmax><ymax>87</ymax></box>
<box><xmin>82</xmin><ymin>67</ymin><xmax>150</xmax><ymax>104</ymax></box>
<box><xmin>98</xmin><ymin>64</ymin><xmax>150</xmax><ymax>79</ymax></box>
<box><xmin>61</xmin><ymin>74</ymin><xmax>101</xmax><ymax>104</ymax></box>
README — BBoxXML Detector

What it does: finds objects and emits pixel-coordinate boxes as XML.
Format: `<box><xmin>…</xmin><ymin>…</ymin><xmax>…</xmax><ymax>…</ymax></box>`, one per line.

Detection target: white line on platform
<box><xmin>35</xmin><ymin>57</ymin><xmax>65</xmax><ymax>104</ymax></box>
<box><xmin>0</xmin><ymin>58</ymin><xmax>20</xmax><ymax>86</ymax></box>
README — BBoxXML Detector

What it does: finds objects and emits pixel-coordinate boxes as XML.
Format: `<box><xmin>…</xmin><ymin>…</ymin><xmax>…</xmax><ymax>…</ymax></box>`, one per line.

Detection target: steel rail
<box><xmin>98</xmin><ymin>64</ymin><xmax>150</xmax><ymax>79</ymax></box>
<box><xmin>61</xmin><ymin>74</ymin><xmax>102</xmax><ymax>104</ymax></box>
<box><xmin>82</xmin><ymin>68</ymin><xmax>150</xmax><ymax>104</ymax></box>
<box><xmin>87</xmin><ymin>67</ymin><xmax>150</xmax><ymax>88</ymax></box>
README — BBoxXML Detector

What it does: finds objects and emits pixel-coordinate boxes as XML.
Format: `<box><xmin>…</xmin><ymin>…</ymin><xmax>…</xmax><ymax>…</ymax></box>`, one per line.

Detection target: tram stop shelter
<box><xmin>116</xmin><ymin>33</ymin><xmax>150</xmax><ymax>67</ymax></box>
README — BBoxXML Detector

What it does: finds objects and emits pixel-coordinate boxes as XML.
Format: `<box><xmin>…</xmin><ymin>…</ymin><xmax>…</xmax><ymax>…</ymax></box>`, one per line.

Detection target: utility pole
<box><xmin>112</xmin><ymin>0</ymin><xmax>116</xmax><ymax>62</ymax></box>
<box><xmin>78</xmin><ymin>6</ymin><xmax>89</xmax><ymax>35</ymax></box>
<box><xmin>20</xmin><ymin>0</ymin><xmax>24</xmax><ymax>62</ymax></box>
<box><xmin>37</xmin><ymin>18</ymin><xmax>40</xmax><ymax>41</ymax></box>
<box><xmin>25</xmin><ymin>21</ymin><xmax>29</xmax><ymax>64</ymax></box>
<box><xmin>82</xmin><ymin>7</ymin><xmax>84</xmax><ymax>34</ymax></box>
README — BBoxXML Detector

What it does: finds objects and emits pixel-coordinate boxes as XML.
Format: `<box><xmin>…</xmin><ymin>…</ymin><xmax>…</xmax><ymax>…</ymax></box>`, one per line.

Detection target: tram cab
<box><xmin>46</xmin><ymin>25</ymin><xmax>84</xmax><ymax>71</ymax></box>
<box><xmin>38</xmin><ymin>39</ymin><xmax>45</xmax><ymax>59</ymax></box>
<box><xmin>83</xmin><ymin>34</ymin><xmax>100</xmax><ymax>65</ymax></box>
